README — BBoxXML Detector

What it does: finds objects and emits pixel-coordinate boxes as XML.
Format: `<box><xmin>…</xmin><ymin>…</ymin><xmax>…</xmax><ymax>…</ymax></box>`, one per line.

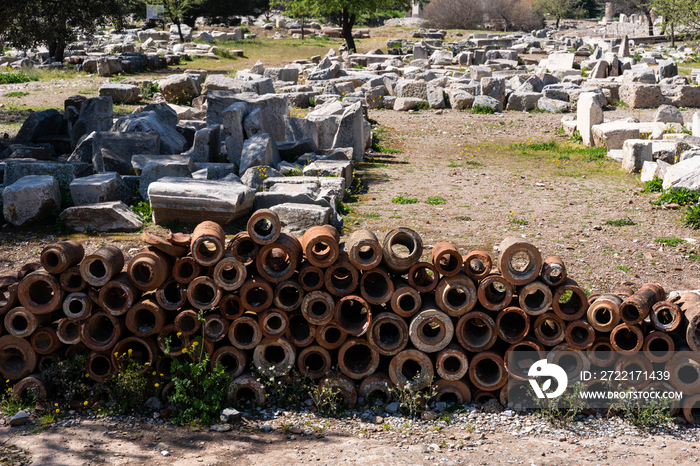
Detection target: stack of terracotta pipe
<box><xmin>2</xmin><ymin>211</ymin><xmax>700</xmax><ymax>422</ymax></box>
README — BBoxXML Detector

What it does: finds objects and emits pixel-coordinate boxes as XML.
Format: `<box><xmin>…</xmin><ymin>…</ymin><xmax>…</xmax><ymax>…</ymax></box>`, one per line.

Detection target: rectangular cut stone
<box><xmin>147</xmin><ymin>177</ymin><xmax>255</xmax><ymax>224</ymax></box>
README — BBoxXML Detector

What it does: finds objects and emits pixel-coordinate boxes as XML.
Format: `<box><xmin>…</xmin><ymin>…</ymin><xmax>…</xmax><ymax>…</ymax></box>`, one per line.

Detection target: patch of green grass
<box><xmin>426</xmin><ymin>196</ymin><xmax>446</xmax><ymax>205</ymax></box>
<box><xmin>454</xmin><ymin>216</ymin><xmax>472</xmax><ymax>221</ymax></box>
<box><xmin>683</xmin><ymin>204</ymin><xmax>700</xmax><ymax>229</ymax></box>
<box><xmin>130</xmin><ymin>201</ymin><xmax>153</xmax><ymax>224</ymax></box>
<box><xmin>389</xmin><ymin>215</ymin><xmax>402</xmax><ymax>219</ymax></box>
<box><xmin>509</xmin><ymin>218</ymin><xmax>529</xmax><ymax>226</ymax></box>
<box><xmin>3</xmin><ymin>91</ymin><xmax>28</xmax><ymax>97</ymax></box>
<box><xmin>448</xmin><ymin>160</ymin><xmax>483</xmax><ymax>168</ymax></box>
<box><xmin>391</xmin><ymin>195</ymin><xmax>418</xmax><ymax>204</ymax></box>
<box><xmin>570</xmin><ymin>129</ymin><xmax>583</xmax><ymax>143</ymax></box>
<box><xmin>336</xmin><ymin>198</ymin><xmax>353</xmax><ymax>216</ymax></box>
<box><xmin>643</xmin><ymin>176</ymin><xmax>663</xmax><ymax>193</ymax></box>
<box><xmin>0</xmin><ymin>71</ymin><xmax>35</xmax><ymax>84</ymax></box>
<box><xmin>654</xmin><ymin>187</ymin><xmax>700</xmax><ymax>206</ymax></box>
<box><xmin>655</xmin><ymin>237</ymin><xmax>686</xmax><ymax>247</ymax></box>
<box><xmin>361</xmin><ymin>212</ymin><xmax>380</xmax><ymax>218</ymax></box>
<box><xmin>471</xmin><ymin>104</ymin><xmax>496</xmax><ymax>114</ymax></box>
<box><xmin>616</xmin><ymin>265</ymin><xmax>632</xmax><ymax>273</ymax></box>
<box><xmin>605</xmin><ymin>217</ymin><xmax>636</xmax><ymax>227</ymax></box>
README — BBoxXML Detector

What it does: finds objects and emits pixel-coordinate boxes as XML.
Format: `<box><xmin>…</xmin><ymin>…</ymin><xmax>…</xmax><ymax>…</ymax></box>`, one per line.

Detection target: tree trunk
<box><xmin>55</xmin><ymin>40</ymin><xmax>65</xmax><ymax>62</ymax></box>
<box><xmin>176</xmin><ymin>20</ymin><xmax>184</xmax><ymax>43</ymax></box>
<box><xmin>670</xmin><ymin>22</ymin><xmax>675</xmax><ymax>46</ymax></box>
<box><xmin>49</xmin><ymin>42</ymin><xmax>57</xmax><ymax>59</ymax></box>
<box><xmin>556</xmin><ymin>17</ymin><xmax>560</xmax><ymax>29</ymax></box>
<box><xmin>301</xmin><ymin>17</ymin><xmax>305</xmax><ymax>40</ymax></box>
<box><xmin>341</xmin><ymin>9</ymin><xmax>356</xmax><ymax>53</ymax></box>
<box><xmin>644</xmin><ymin>10</ymin><xmax>653</xmax><ymax>35</ymax></box>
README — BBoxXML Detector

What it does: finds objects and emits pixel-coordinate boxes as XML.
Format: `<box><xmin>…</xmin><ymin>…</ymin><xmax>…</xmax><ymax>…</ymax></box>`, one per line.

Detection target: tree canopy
<box><xmin>533</xmin><ymin>0</ymin><xmax>586</xmax><ymax>29</ymax></box>
<box><xmin>280</xmin><ymin>0</ymin><xmax>420</xmax><ymax>52</ymax></box>
<box><xmin>0</xmin><ymin>0</ymin><xmax>130</xmax><ymax>61</ymax></box>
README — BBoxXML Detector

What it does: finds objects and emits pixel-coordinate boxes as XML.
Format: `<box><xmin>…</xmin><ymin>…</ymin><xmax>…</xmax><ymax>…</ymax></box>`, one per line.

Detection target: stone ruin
<box><xmin>0</xmin><ymin>68</ymin><xmax>371</xmax><ymax>234</ymax></box>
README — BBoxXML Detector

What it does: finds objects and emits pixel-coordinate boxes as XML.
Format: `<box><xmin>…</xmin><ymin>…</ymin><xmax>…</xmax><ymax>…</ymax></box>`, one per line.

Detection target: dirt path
<box><xmin>4</xmin><ymin>414</ymin><xmax>700</xmax><ymax>466</ymax></box>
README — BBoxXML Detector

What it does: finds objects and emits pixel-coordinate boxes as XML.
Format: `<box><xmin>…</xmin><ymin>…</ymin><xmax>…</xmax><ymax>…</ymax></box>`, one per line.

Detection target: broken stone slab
<box><xmin>158</xmin><ymin>74</ymin><xmax>200</xmax><ymax>104</ymax></box>
<box><xmin>243</xmin><ymin>108</ymin><xmax>266</xmax><ymax>137</ymax></box>
<box><xmin>480</xmin><ymin>77</ymin><xmax>506</xmax><ymax>105</ymax></box>
<box><xmin>70</xmin><ymin>96</ymin><xmax>114</xmax><ymax>147</ymax></box>
<box><xmin>148</xmin><ymin>177</ymin><xmax>255</xmax><ymax>224</ymax></box>
<box><xmin>621</xmin><ymin>139</ymin><xmax>653</xmax><ymax>174</ymax></box>
<box><xmin>206</xmin><ymin>91</ymin><xmax>288</xmax><ymax>141</ymax></box>
<box><xmin>536</xmin><ymin>97</ymin><xmax>569</xmax><ymax>113</ymax></box>
<box><xmin>303</xmin><ymin>160</ymin><xmax>353</xmax><ymax>186</ymax></box>
<box><xmin>183</xmin><ymin>124</ymin><xmax>221</xmax><ymax>163</ymax></box>
<box><xmin>60</xmin><ymin>201</ymin><xmax>143</xmax><ymax>232</ymax></box>
<box><xmin>619</xmin><ymin>83</ymin><xmax>665</xmax><ymax>108</ymax></box>
<box><xmin>663</xmin><ymin>157</ymin><xmax>700</xmax><ymax>190</ymax></box>
<box><xmin>4</xmin><ymin>160</ymin><xmax>91</xmax><ymax>190</ymax></box>
<box><xmin>112</xmin><ymin>111</ymin><xmax>186</xmax><ymax>155</ymax></box>
<box><xmin>278</xmin><ymin>139</ymin><xmax>317</xmax><ymax>163</ymax></box>
<box><xmin>285</xmin><ymin>117</ymin><xmax>319</xmax><ymax>148</ymax></box>
<box><xmin>393</xmin><ymin>97</ymin><xmax>425</xmax><ymax>111</ymax></box>
<box><xmin>505</xmin><ymin>92</ymin><xmax>541</xmax><ymax>112</ymax></box>
<box><xmin>640</xmin><ymin>159</ymin><xmax>670</xmax><ymax>183</ymax></box>
<box><xmin>239</xmin><ymin>133</ymin><xmax>281</xmax><ymax>175</ymax></box>
<box><xmin>653</xmin><ymin>105</ymin><xmax>684</xmax><ymax>124</ymax></box>
<box><xmin>264</xmin><ymin>175</ymin><xmax>345</xmax><ymax>198</ymax></box>
<box><xmin>92</xmin><ymin>132</ymin><xmax>160</xmax><ymax>174</ymax></box>
<box><xmin>268</xmin><ymin>203</ymin><xmax>332</xmax><ymax>235</ymax></box>
<box><xmin>202</xmin><ymin>74</ymin><xmax>242</xmax><ymax>94</ymax></box>
<box><xmin>139</xmin><ymin>160</ymin><xmax>194</xmax><ymax>199</ymax></box>
<box><xmin>446</xmin><ymin>90</ymin><xmax>475</xmax><ymax>110</ymax></box>
<box><xmin>193</xmin><ymin>163</ymin><xmax>237</xmax><ymax>180</ymax></box>
<box><xmin>70</xmin><ymin>172</ymin><xmax>130</xmax><ymax>206</ymax></box>
<box><xmin>546</xmin><ymin>53</ymin><xmax>575</xmax><ymax>70</ymax></box>
<box><xmin>332</xmin><ymin>102</ymin><xmax>364</xmax><ymax>162</ymax></box>
<box><xmin>591</xmin><ymin>121</ymin><xmax>641</xmax><ymax>150</ymax></box>
<box><xmin>0</xmin><ymin>144</ymin><xmax>55</xmax><ymax>160</ymax></box>
<box><xmin>473</xmin><ymin>95</ymin><xmax>502</xmax><ymax>113</ymax></box>
<box><xmin>99</xmin><ymin>83</ymin><xmax>140</xmax><ymax>104</ymax></box>
<box><xmin>2</xmin><ymin>175</ymin><xmax>61</xmax><ymax>226</ymax></box>
<box><xmin>131</xmin><ymin>154</ymin><xmax>196</xmax><ymax>173</ymax></box>
<box><xmin>577</xmin><ymin>92</ymin><xmax>604</xmax><ymax>147</ymax></box>
<box><xmin>222</xmin><ymin>102</ymin><xmax>247</xmax><ymax>166</ymax></box>
<box><xmin>140</xmin><ymin>103</ymin><xmax>180</xmax><ymax>128</ymax></box>
<box><xmin>15</xmin><ymin>109</ymin><xmax>63</xmax><ymax>144</ymax></box>
<box><xmin>241</xmin><ymin>165</ymin><xmax>283</xmax><ymax>190</ymax></box>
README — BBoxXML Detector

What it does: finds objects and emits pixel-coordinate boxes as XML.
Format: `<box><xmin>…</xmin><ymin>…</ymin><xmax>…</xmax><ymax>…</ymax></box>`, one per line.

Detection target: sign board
<box><xmin>146</xmin><ymin>5</ymin><xmax>164</xmax><ymax>20</ymax></box>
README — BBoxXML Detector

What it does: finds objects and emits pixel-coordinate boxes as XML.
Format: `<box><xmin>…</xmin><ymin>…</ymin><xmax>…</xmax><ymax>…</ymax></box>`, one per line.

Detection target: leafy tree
<box><xmin>189</xmin><ymin>0</ymin><xmax>270</xmax><ymax>23</ymax></box>
<box><xmin>273</xmin><ymin>0</ymin><xmax>318</xmax><ymax>39</ymax></box>
<box><xmin>0</xmin><ymin>0</ymin><xmax>129</xmax><ymax>62</ymax></box>
<box><xmin>157</xmin><ymin>0</ymin><xmax>203</xmax><ymax>42</ymax></box>
<box><xmin>280</xmin><ymin>0</ymin><xmax>421</xmax><ymax>52</ymax></box>
<box><xmin>534</xmin><ymin>0</ymin><xmax>586</xmax><ymax>28</ymax></box>
<box><xmin>652</xmin><ymin>0</ymin><xmax>700</xmax><ymax>44</ymax></box>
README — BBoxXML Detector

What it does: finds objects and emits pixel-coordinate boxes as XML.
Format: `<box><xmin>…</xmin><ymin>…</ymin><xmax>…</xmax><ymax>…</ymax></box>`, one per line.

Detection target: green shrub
<box><xmin>684</xmin><ymin>204</ymin><xmax>700</xmax><ymax>229</ymax></box>
<box><xmin>42</xmin><ymin>355</ymin><xmax>91</xmax><ymax>404</ymax></box>
<box><xmin>253</xmin><ymin>366</ymin><xmax>313</xmax><ymax>408</ymax></box>
<box><xmin>643</xmin><ymin>176</ymin><xmax>663</xmax><ymax>193</ymax></box>
<box><xmin>391</xmin><ymin>195</ymin><xmax>418</xmax><ymax>204</ymax></box>
<box><xmin>570</xmin><ymin>129</ymin><xmax>583</xmax><ymax>143</ymax></box>
<box><xmin>390</xmin><ymin>377</ymin><xmax>436</xmax><ymax>419</ymax></box>
<box><xmin>605</xmin><ymin>217</ymin><xmax>636</xmax><ymax>226</ymax></box>
<box><xmin>0</xmin><ymin>71</ymin><xmax>34</xmax><ymax>84</ymax></box>
<box><xmin>426</xmin><ymin>196</ymin><xmax>446</xmax><ymax>205</ymax></box>
<box><xmin>130</xmin><ymin>201</ymin><xmax>153</xmax><ymax>224</ymax></box>
<box><xmin>165</xmin><ymin>312</ymin><xmax>233</xmax><ymax>425</ymax></box>
<box><xmin>613</xmin><ymin>389</ymin><xmax>672</xmax><ymax>427</ymax></box>
<box><xmin>471</xmin><ymin>104</ymin><xmax>495</xmax><ymax>114</ymax></box>
<box><xmin>654</xmin><ymin>187</ymin><xmax>699</xmax><ymax>206</ymax></box>
<box><xmin>107</xmin><ymin>352</ymin><xmax>151</xmax><ymax>414</ymax></box>
<box><xmin>310</xmin><ymin>383</ymin><xmax>345</xmax><ymax>417</ymax></box>
<box><xmin>654</xmin><ymin>236</ymin><xmax>685</xmax><ymax>246</ymax></box>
